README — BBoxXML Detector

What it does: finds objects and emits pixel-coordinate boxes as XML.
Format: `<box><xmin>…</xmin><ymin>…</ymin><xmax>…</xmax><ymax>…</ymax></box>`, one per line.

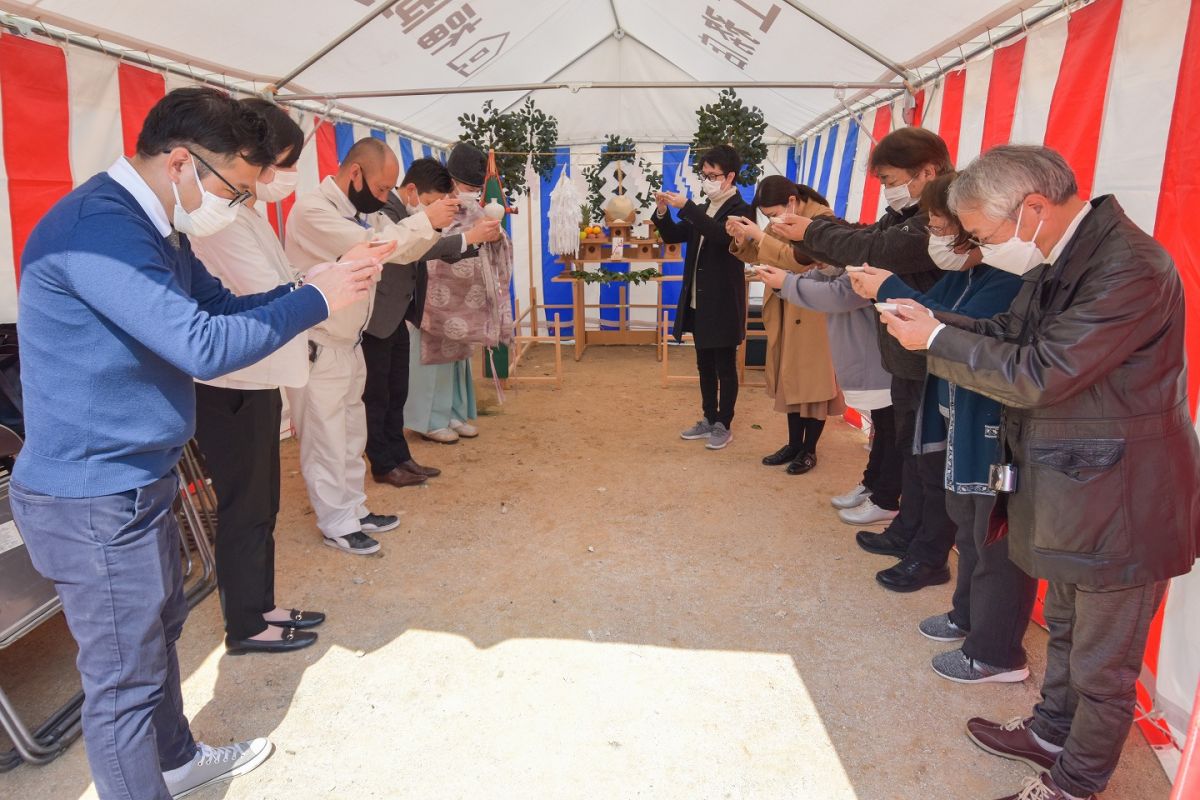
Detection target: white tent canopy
<box><xmin>0</xmin><ymin>0</ymin><xmax>1052</xmax><ymax>144</ymax></box>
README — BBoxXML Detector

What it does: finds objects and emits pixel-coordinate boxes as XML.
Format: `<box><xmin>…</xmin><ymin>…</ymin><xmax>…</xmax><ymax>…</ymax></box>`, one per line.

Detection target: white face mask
<box><xmin>979</xmin><ymin>205</ymin><xmax>1045</xmax><ymax>276</ymax></box>
<box><xmin>883</xmin><ymin>178</ymin><xmax>918</xmax><ymax>212</ymax></box>
<box><xmin>255</xmin><ymin>168</ymin><xmax>298</xmax><ymax>203</ymax></box>
<box><xmin>457</xmin><ymin>189</ymin><xmax>482</xmax><ymax>203</ymax></box>
<box><xmin>701</xmin><ymin>178</ymin><xmax>725</xmax><ymax>198</ymax></box>
<box><xmin>172</xmin><ymin>158</ymin><xmax>239</xmax><ymax>237</ymax></box>
<box><xmin>927</xmin><ymin>234</ymin><xmax>971</xmax><ymax>271</ymax></box>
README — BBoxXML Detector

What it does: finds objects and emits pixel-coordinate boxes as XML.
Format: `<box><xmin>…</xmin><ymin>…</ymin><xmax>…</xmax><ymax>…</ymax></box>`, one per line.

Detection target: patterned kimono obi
<box><xmin>419</xmin><ymin>200</ymin><xmax>514</xmax><ymax>365</ymax></box>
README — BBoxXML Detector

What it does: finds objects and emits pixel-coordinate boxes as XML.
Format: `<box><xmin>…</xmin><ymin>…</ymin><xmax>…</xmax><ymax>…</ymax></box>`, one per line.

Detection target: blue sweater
<box><xmin>15</xmin><ymin>173</ymin><xmax>328</xmax><ymax>497</ymax></box>
<box><xmin>880</xmin><ymin>265</ymin><xmax>1022</xmax><ymax>494</ymax></box>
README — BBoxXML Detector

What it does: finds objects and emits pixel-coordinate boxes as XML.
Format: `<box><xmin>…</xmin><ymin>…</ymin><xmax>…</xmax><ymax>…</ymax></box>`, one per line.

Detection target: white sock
<box><xmin>1032</xmin><ymin>730</ymin><xmax>1064</xmax><ymax>753</ymax></box>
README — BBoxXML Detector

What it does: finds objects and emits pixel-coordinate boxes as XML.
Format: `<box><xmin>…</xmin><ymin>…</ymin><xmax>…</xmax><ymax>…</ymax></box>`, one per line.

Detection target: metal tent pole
<box><xmin>277</xmin><ymin>80</ymin><xmax>902</xmax><ymax>103</ymax></box>
<box><xmin>273</xmin><ymin>1</ymin><xmax>400</xmax><ymax>91</ymax></box>
<box><xmin>779</xmin><ymin>0</ymin><xmax>915</xmax><ymax>81</ymax></box>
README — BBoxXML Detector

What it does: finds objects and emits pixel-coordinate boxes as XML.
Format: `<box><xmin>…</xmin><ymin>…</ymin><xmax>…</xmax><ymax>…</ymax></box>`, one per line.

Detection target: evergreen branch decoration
<box><xmin>457</xmin><ymin>98</ymin><xmax>559</xmax><ymax>199</ymax></box>
<box><xmin>567</xmin><ymin>267</ymin><xmax>662</xmax><ymax>285</ymax></box>
<box><xmin>581</xmin><ymin>135</ymin><xmax>663</xmax><ymax>223</ymax></box>
<box><xmin>690</xmin><ymin>89</ymin><xmax>768</xmax><ymax>186</ymax></box>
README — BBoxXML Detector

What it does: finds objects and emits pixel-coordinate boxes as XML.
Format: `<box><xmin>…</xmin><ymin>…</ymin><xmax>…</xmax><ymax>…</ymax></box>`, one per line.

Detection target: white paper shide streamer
<box><xmin>548</xmin><ymin>167</ymin><xmax>583</xmax><ymax>257</ymax></box>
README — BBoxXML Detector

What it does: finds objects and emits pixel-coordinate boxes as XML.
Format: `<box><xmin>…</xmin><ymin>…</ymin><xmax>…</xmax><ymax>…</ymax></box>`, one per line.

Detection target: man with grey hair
<box><xmin>879</xmin><ymin>144</ymin><xmax>1200</xmax><ymax>800</ymax></box>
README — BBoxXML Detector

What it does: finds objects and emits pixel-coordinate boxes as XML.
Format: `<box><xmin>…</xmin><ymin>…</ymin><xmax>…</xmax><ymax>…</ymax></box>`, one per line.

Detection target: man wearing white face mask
<box><xmin>881</xmin><ymin>145</ymin><xmax>1200</xmax><ymax>800</ymax></box>
<box><xmin>9</xmin><ymin>88</ymin><xmax>382</xmax><ymax>800</ymax></box>
<box><xmin>284</xmin><ymin>138</ymin><xmax>459</xmax><ymax>556</ymax></box>
<box><xmin>654</xmin><ymin>144</ymin><xmax>752</xmax><ymax>451</ymax></box>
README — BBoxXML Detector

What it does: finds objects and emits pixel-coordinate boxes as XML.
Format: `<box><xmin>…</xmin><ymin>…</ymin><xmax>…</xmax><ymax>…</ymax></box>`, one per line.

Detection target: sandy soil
<box><xmin>0</xmin><ymin>344</ymin><xmax>1172</xmax><ymax>800</ymax></box>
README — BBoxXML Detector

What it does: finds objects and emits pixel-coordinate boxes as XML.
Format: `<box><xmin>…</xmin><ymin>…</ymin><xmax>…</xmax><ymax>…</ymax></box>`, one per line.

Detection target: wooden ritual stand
<box><xmin>552</xmin><ymin>222</ymin><xmax>685</xmax><ymax>362</ymax></box>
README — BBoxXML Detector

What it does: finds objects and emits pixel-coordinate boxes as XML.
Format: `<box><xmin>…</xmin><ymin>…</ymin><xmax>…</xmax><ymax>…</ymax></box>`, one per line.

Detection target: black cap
<box><xmin>447</xmin><ymin>142</ymin><xmax>486</xmax><ymax>188</ymax></box>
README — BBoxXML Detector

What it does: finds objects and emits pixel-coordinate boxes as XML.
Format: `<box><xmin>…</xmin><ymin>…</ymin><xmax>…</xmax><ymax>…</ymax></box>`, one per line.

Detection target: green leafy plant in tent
<box><xmin>689</xmin><ymin>89</ymin><xmax>768</xmax><ymax>186</ymax></box>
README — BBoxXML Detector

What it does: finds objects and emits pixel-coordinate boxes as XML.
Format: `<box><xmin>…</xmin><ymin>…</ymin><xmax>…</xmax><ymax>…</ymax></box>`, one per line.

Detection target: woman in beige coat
<box><xmin>727</xmin><ymin>177</ymin><xmax>842</xmax><ymax>474</ymax></box>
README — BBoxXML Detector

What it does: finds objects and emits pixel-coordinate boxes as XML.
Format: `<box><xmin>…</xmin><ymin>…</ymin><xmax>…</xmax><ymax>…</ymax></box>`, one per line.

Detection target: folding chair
<box><xmin>0</xmin><ymin>435</ymin><xmax>219</xmax><ymax>771</ymax></box>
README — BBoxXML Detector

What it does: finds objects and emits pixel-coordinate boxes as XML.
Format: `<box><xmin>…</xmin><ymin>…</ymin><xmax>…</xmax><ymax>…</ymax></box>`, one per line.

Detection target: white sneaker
<box><xmin>421</xmin><ymin>427</ymin><xmax>460</xmax><ymax>444</ymax></box>
<box><xmin>837</xmin><ymin>500</ymin><xmax>898</xmax><ymax>526</ymax></box>
<box><xmin>163</xmin><ymin>739</ymin><xmax>273</xmax><ymax>799</ymax></box>
<box><xmin>450</xmin><ymin>418</ymin><xmax>478</xmax><ymax>438</ymax></box>
<box><xmin>830</xmin><ymin>484</ymin><xmax>869</xmax><ymax>509</ymax></box>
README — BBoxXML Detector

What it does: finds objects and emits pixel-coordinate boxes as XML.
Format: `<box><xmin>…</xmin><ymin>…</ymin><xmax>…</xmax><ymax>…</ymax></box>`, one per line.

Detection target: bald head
<box><xmin>337</xmin><ymin>137</ymin><xmax>400</xmax><ymax>211</ymax></box>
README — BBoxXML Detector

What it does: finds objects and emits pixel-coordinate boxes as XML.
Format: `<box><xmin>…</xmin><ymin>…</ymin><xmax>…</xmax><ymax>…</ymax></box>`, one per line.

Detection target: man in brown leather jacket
<box><xmin>880</xmin><ymin>145</ymin><xmax>1200</xmax><ymax>800</ymax></box>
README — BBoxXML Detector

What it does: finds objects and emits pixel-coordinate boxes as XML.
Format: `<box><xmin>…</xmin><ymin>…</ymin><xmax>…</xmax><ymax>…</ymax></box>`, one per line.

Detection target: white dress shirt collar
<box><xmin>1046</xmin><ymin>201</ymin><xmax>1092</xmax><ymax>266</ymax></box>
<box><xmin>106</xmin><ymin>156</ymin><xmax>172</xmax><ymax>238</ymax></box>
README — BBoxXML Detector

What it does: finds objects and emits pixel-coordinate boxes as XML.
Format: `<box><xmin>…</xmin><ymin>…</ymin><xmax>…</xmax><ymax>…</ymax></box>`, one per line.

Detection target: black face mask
<box><xmin>348</xmin><ymin>165</ymin><xmax>386</xmax><ymax>215</ymax></box>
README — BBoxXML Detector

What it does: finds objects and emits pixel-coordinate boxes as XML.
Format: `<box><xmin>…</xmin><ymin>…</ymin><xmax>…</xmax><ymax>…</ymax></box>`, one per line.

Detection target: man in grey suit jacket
<box><xmin>362</xmin><ymin>158</ymin><xmax>500</xmax><ymax>487</ymax></box>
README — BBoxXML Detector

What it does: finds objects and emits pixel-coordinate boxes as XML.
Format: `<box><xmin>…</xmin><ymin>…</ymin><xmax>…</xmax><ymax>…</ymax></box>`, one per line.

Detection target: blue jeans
<box><xmin>10</xmin><ymin>472</ymin><xmax>197</xmax><ymax>800</ymax></box>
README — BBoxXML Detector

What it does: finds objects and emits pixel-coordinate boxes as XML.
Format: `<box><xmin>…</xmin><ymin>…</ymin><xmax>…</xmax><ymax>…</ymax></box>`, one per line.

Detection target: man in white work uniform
<box><xmin>284</xmin><ymin>137</ymin><xmax>458</xmax><ymax>555</ymax></box>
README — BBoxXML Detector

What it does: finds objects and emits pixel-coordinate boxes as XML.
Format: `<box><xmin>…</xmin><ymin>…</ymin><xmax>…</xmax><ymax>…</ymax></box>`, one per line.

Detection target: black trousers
<box><xmin>193</xmin><ymin>385</ymin><xmax>281</xmax><ymax>640</ymax></box>
<box><xmin>862</xmin><ymin>405</ymin><xmax>900</xmax><ymax>511</ymax></box>
<box><xmin>361</xmin><ymin>323</ymin><xmax>412</xmax><ymax>475</ymax></box>
<box><xmin>946</xmin><ymin>492</ymin><xmax>1037</xmax><ymax>668</ymax></box>
<box><xmin>884</xmin><ymin>376</ymin><xmax>924</xmax><ymax>542</ymax></box>
<box><xmin>1032</xmin><ymin>580</ymin><xmax>1167</xmax><ymax>797</ymax></box>
<box><xmin>696</xmin><ymin>345</ymin><xmax>739</xmax><ymax>427</ymax></box>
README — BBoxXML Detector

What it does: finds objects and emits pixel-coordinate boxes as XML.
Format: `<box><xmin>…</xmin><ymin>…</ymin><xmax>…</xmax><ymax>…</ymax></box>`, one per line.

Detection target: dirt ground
<box><xmin>0</xmin><ymin>344</ymin><xmax>1173</xmax><ymax>800</ymax></box>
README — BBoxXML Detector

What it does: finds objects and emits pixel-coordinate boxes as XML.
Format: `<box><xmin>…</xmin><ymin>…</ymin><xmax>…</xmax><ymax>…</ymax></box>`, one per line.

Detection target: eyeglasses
<box><xmin>965</xmin><ymin>217</ymin><xmax>1012</xmax><ymax>248</ymax></box>
<box><xmin>177</xmin><ymin>149</ymin><xmax>253</xmax><ymax>208</ymax></box>
<box><xmin>923</xmin><ymin>222</ymin><xmax>952</xmax><ymax>237</ymax></box>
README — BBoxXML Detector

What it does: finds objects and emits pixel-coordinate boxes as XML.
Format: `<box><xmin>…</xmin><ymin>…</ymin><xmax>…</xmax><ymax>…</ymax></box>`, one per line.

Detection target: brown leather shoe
<box><xmin>398</xmin><ymin>459</ymin><xmax>441</xmax><ymax>478</ymax></box>
<box><xmin>967</xmin><ymin>716</ymin><xmax>1058</xmax><ymax>771</ymax></box>
<box><xmin>372</xmin><ymin>468</ymin><xmax>427</xmax><ymax>488</ymax></box>
<box><xmin>993</xmin><ymin>772</ymin><xmax>1095</xmax><ymax>800</ymax></box>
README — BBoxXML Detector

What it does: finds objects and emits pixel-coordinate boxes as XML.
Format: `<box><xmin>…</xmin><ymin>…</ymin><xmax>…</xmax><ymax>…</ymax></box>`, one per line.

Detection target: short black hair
<box><xmin>136</xmin><ymin>87</ymin><xmax>276</xmax><ymax>169</ymax></box>
<box><xmin>241</xmin><ymin>98</ymin><xmax>305</xmax><ymax>168</ymax></box>
<box><xmin>699</xmin><ymin>144</ymin><xmax>741</xmax><ymax>178</ymax></box>
<box><xmin>400</xmin><ymin>157</ymin><xmax>452</xmax><ymax>194</ymax></box>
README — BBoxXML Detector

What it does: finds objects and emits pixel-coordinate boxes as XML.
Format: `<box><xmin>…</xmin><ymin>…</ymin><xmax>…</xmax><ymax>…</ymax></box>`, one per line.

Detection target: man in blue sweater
<box><xmin>10</xmin><ymin>88</ymin><xmax>384</xmax><ymax>800</ymax></box>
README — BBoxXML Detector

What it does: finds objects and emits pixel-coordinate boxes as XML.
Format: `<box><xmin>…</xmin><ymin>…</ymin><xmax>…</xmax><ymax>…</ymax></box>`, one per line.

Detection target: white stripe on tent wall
<box><xmin>956</xmin><ymin>51</ymin><xmax>994</xmax><ymax>167</ymax></box>
<box><xmin>1092</xmin><ymin>0</ymin><xmax>1191</xmax><ymax>231</ymax></box>
<box><xmin>1010</xmin><ymin>19</ymin><xmax>1068</xmax><ymax>145</ymax></box>
<box><xmin>385</xmin><ymin>131</ymin><xmax>405</xmax><ymax>179</ymax></box>
<box><xmin>162</xmin><ymin>71</ymin><xmax>200</xmax><ymax>94</ymax></box>
<box><xmin>295</xmin><ymin>112</ymin><xmax>322</xmax><ymax>200</ymax></box>
<box><xmin>510</xmin><ymin>168</ymin><xmax>536</xmax><ymax>331</ymax></box>
<box><xmin>65</xmin><ymin>47</ymin><xmax>122</xmax><ymax>186</ymax></box>
<box><xmin>627</xmin><ymin>142</ymin><xmax>664</xmax><ymax>330</ymax></box>
<box><xmin>922</xmin><ymin>80</ymin><xmax>944</xmax><ymax>137</ymax></box>
<box><xmin>0</xmin><ymin>74</ymin><xmax>15</xmax><ymax>322</ymax></box>
<box><xmin>843</xmin><ymin>117</ymin><xmax>872</xmax><ymax>223</ymax></box>
<box><xmin>822</xmin><ymin>124</ymin><xmax>849</xmax><ymax>208</ymax></box>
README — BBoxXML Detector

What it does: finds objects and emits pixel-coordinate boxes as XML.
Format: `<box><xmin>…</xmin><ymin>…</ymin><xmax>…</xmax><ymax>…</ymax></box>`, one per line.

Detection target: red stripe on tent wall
<box><xmin>857</xmin><ymin>107</ymin><xmax>893</xmax><ymax>222</ymax></box>
<box><xmin>117</xmin><ymin>64</ymin><xmax>166</xmax><ymax>157</ymax></box>
<box><xmin>1042</xmin><ymin>0</ymin><xmax>1123</xmax><ymax>197</ymax></box>
<box><xmin>315</xmin><ymin>121</ymin><xmax>339</xmax><ymax>180</ymax></box>
<box><xmin>0</xmin><ymin>35</ymin><xmax>73</xmax><ymax>283</ymax></box>
<box><xmin>938</xmin><ymin>70</ymin><xmax>967</xmax><ymax>165</ymax></box>
<box><xmin>979</xmin><ymin>39</ymin><xmax>1027</xmax><ymax>152</ymax></box>
<box><xmin>1155</xmin><ymin>0</ymin><xmax>1200</xmax><ymax>417</ymax></box>
<box><xmin>266</xmin><ymin>194</ymin><xmax>297</xmax><ymax>240</ymax></box>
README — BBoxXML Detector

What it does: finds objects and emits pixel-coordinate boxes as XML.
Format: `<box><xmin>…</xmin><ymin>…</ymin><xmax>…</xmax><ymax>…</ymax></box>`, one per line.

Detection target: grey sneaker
<box><xmin>931</xmin><ymin>648</ymin><xmax>1029</xmax><ymax>684</ymax></box>
<box><xmin>680</xmin><ymin>419</ymin><xmax>714</xmax><ymax>440</ymax></box>
<box><xmin>919</xmin><ymin>612</ymin><xmax>968</xmax><ymax>642</ymax></box>
<box><xmin>359</xmin><ymin>513</ymin><xmax>400</xmax><ymax>533</ymax></box>
<box><xmin>705</xmin><ymin>423</ymin><xmax>733</xmax><ymax>450</ymax></box>
<box><xmin>324</xmin><ymin>531</ymin><xmax>381</xmax><ymax>555</ymax></box>
<box><xmin>163</xmin><ymin>739</ymin><xmax>274</xmax><ymax>799</ymax></box>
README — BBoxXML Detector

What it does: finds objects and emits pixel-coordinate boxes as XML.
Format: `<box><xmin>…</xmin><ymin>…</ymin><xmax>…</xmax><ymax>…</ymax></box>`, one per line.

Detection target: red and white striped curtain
<box><xmin>798</xmin><ymin>0</ymin><xmax>1200</xmax><ymax>783</ymax></box>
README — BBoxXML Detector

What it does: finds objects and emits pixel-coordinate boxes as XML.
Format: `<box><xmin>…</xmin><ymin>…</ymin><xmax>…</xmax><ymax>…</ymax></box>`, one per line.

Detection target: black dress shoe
<box><xmin>225</xmin><ymin>627</ymin><xmax>318</xmax><ymax>655</ymax></box>
<box><xmin>266</xmin><ymin>609</ymin><xmax>326</xmax><ymax>630</ymax></box>
<box><xmin>762</xmin><ymin>445</ymin><xmax>801</xmax><ymax>466</ymax></box>
<box><xmin>855</xmin><ymin>528</ymin><xmax>912</xmax><ymax>557</ymax></box>
<box><xmin>399</xmin><ymin>459</ymin><xmax>441</xmax><ymax>478</ymax></box>
<box><xmin>372</xmin><ymin>467</ymin><xmax>427</xmax><ymax>488</ymax></box>
<box><xmin>786</xmin><ymin>452</ymin><xmax>817</xmax><ymax>475</ymax></box>
<box><xmin>876</xmin><ymin>557</ymin><xmax>952</xmax><ymax>593</ymax></box>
